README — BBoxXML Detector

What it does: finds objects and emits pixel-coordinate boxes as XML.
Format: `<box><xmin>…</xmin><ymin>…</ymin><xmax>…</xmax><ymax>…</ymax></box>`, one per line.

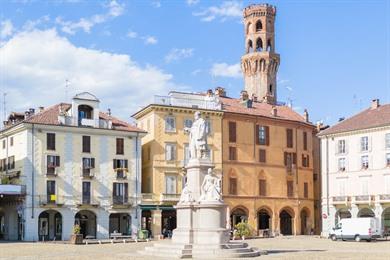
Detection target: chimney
<box><xmin>271</xmin><ymin>106</ymin><xmax>277</xmax><ymax>117</ymax></box>
<box><xmin>108</xmin><ymin>108</ymin><xmax>112</xmax><ymax>116</ymax></box>
<box><xmin>206</xmin><ymin>89</ymin><xmax>213</xmax><ymax>97</ymax></box>
<box><xmin>371</xmin><ymin>99</ymin><xmax>380</xmax><ymax>110</ymax></box>
<box><xmin>240</xmin><ymin>90</ymin><xmax>249</xmax><ymax>101</ymax></box>
<box><xmin>29</xmin><ymin>108</ymin><xmax>35</xmax><ymax>115</ymax></box>
<box><xmin>215</xmin><ymin>87</ymin><xmax>226</xmax><ymax>97</ymax></box>
<box><xmin>251</xmin><ymin>93</ymin><xmax>258</xmax><ymax>102</ymax></box>
<box><xmin>303</xmin><ymin>109</ymin><xmax>309</xmax><ymax>123</ymax></box>
<box><xmin>38</xmin><ymin>106</ymin><xmax>44</xmax><ymax>113</ymax></box>
<box><xmin>24</xmin><ymin>111</ymin><xmax>30</xmax><ymax>119</ymax></box>
<box><xmin>339</xmin><ymin>117</ymin><xmax>345</xmax><ymax>122</ymax></box>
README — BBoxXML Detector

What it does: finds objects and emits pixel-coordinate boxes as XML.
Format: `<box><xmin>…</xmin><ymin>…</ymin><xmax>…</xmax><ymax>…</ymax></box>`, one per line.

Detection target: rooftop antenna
<box><xmin>65</xmin><ymin>79</ymin><xmax>70</xmax><ymax>101</ymax></box>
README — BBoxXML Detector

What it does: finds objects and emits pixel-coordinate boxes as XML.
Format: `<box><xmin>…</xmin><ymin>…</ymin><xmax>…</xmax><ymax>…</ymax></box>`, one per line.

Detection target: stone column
<box><xmin>61</xmin><ymin>209</ymin><xmax>75</xmax><ymax>241</ymax></box>
<box><xmin>96</xmin><ymin>209</ymin><xmax>109</xmax><ymax>239</ymax></box>
<box><xmin>151</xmin><ymin>209</ymin><xmax>162</xmax><ymax>238</ymax></box>
<box><xmin>293</xmin><ymin>215</ymin><xmax>299</xmax><ymax>235</ymax></box>
<box><xmin>351</xmin><ymin>205</ymin><xmax>359</xmax><ymax>218</ymax></box>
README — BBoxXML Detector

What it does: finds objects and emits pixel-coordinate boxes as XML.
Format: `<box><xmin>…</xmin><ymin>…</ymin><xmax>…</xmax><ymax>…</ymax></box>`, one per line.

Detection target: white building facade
<box><xmin>319</xmin><ymin>99</ymin><xmax>390</xmax><ymax>237</ymax></box>
<box><xmin>0</xmin><ymin>92</ymin><xmax>145</xmax><ymax>241</ymax></box>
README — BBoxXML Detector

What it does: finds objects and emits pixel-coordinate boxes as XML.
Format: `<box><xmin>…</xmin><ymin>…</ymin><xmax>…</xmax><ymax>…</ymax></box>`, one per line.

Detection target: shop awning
<box><xmin>139</xmin><ymin>205</ymin><xmax>175</xmax><ymax>211</ymax></box>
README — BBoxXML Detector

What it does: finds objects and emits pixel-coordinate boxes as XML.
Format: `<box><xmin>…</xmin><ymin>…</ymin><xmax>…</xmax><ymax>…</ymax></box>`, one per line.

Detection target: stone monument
<box><xmin>141</xmin><ymin>111</ymin><xmax>260</xmax><ymax>258</ymax></box>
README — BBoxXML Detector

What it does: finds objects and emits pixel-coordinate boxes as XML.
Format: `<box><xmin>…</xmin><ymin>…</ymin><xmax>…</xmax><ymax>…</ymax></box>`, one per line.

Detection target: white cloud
<box><xmin>193</xmin><ymin>1</ymin><xmax>242</xmax><ymax>22</ymax></box>
<box><xmin>143</xmin><ymin>36</ymin><xmax>158</xmax><ymax>45</ymax></box>
<box><xmin>126</xmin><ymin>30</ymin><xmax>138</xmax><ymax>38</ymax></box>
<box><xmin>22</xmin><ymin>15</ymin><xmax>50</xmax><ymax>31</ymax></box>
<box><xmin>151</xmin><ymin>1</ymin><xmax>161</xmax><ymax>8</ymax></box>
<box><xmin>186</xmin><ymin>0</ymin><xmax>199</xmax><ymax>6</ymax></box>
<box><xmin>165</xmin><ymin>48</ymin><xmax>194</xmax><ymax>63</ymax></box>
<box><xmin>191</xmin><ymin>69</ymin><xmax>202</xmax><ymax>75</ymax></box>
<box><xmin>0</xmin><ymin>20</ymin><xmax>14</xmax><ymax>39</ymax></box>
<box><xmin>55</xmin><ymin>0</ymin><xmax>125</xmax><ymax>34</ymax></box>
<box><xmin>0</xmin><ymin>29</ymin><xmax>181</xmax><ymax>119</ymax></box>
<box><xmin>210</xmin><ymin>62</ymin><xmax>242</xmax><ymax>78</ymax></box>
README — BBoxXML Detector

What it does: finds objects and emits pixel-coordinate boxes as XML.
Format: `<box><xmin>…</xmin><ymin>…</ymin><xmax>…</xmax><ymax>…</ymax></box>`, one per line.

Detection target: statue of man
<box><xmin>184</xmin><ymin>111</ymin><xmax>207</xmax><ymax>159</ymax></box>
<box><xmin>199</xmin><ymin>168</ymin><xmax>221</xmax><ymax>202</ymax></box>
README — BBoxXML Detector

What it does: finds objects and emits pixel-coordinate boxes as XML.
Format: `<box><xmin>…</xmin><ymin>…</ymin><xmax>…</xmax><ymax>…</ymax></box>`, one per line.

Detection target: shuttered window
<box><xmin>259</xmin><ymin>179</ymin><xmax>266</xmax><ymax>196</ymax></box>
<box><xmin>113</xmin><ymin>159</ymin><xmax>128</xmax><ymax>169</ymax></box>
<box><xmin>229</xmin><ymin>122</ymin><xmax>236</xmax><ymax>143</ymax></box>
<box><xmin>116</xmin><ymin>138</ymin><xmax>124</xmax><ymax>155</ymax></box>
<box><xmin>82</xmin><ymin>136</ymin><xmax>91</xmax><ymax>153</ymax></box>
<box><xmin>229</xmin><ymin>146</ymin><xmax>237</xmax><ymax>161</ymax></box>
<box><xmin>303</xmin><ymin>132</ymin><xmax>307</xmax><ymax>150</ymax></box>
<box><xmin>229</xmin><ymin>178</ymin><xmax>237</xmax><ymax>195</ymax></box>
<box><xmin>47</xmin><ymin>133</ymin><xmax>56</xmax><ymax>150</ymax></box>
<box><xmin>165</xmin><ymin>143</ymin><xmax>176</xmax><ymax>161</ymax></box>
<box><xmin>256</xmin><ymin>125</ymin><xmax>269</xmax><ymax>145</ymax></box>
<box><xmin>302</xmin><ymin>154</ymin><xmax>310</xmax><ymax>167</ymax></box>
<box><xmin>304</xmin><ymin>182</ymin><xmax>308</xmax><ymax>198</ymax></box>
<box><xmin>287</xmin><ymin>181</ymin><xmax>293</xmax><ymax>197</ymax></box>
<box><xmin>259</xmin><ymin>149</ymin><xmax>266</xmax><ymax>163</ymax></box>
<box><xmin>286</xmin><ymin>129</ymin><xmax>293</xmax><ymax>148</ymax></box>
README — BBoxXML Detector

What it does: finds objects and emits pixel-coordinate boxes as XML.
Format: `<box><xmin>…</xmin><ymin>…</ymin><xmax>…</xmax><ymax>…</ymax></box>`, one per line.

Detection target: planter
<box><xmin>70</xmin><ymin>234</ymin><xmax>83</xmax><ymax>244</ymax></box>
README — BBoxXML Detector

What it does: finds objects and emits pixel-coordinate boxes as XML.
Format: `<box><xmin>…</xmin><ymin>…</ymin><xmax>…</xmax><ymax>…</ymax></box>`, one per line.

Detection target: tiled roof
<box><xmin>319</xmin><ymin>104</ymin><xmax>390</xmax><ymax>136</ymax></box>
<box><xmin>219</xmin><ymin>97</ymin><xmax>310</xmax><ymax>124</ymax></box>
<box><xmin>7</xmin><ymin>103</ymin><xmax>144</xmax><ymax>133</ymax></box>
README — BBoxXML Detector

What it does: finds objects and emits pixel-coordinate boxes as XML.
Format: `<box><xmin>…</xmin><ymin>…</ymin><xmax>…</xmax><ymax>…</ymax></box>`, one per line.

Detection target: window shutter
<box><xmin>265</xmin><ymin>126</ymin><xmax>270</xmax><ymax>146</ymax></box>
<box><xmin>91</xmin><ymin>158</ymin><xmax>95</xmax><ymax>168</ymax></box>
<box><xmin>307</xmin><ymin>155</ymin><xmax>310</xmax><ymax>167</ymax></box>
<box><xmin>113</xmin><ymin>159</ymin><xmax>116</xmax><ymax>169</ymax></box>
<box><xmin>302</xmin><ymin>154</ymin><xmax>305</xmax><ymax>167</ymax></box>
<box><xmin>229</xmin><ymin>122</ymin><xmax>236</xmax><ymax>143</ymax></box>
<box><xmin>56</xmin><ymin>156</ymin><xmax>60</xmax><ymax>167</ymax></box>
<box><xmin>255</xmin><ymin>125</ymin><xmax>260</xmax><ymax>145</ymax></box>
<box><xmin>284</xmin><ymin>152</ymin><xmax>287</xmax><ymax>166</ymax></box>
<box><xmin>125</xmin><ymin>159</ymin><xmax>128</xmax><ymax>169</ymax></box>
<box><xmin>293</xmin><ymin>153</ymin><xmax>297</xmax><ymax>164</ymax></box>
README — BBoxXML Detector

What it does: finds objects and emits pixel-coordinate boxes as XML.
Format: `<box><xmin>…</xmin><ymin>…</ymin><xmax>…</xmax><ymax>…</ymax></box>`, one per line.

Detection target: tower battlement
<box><xmin>243</xmin><ymin>3</ymin><xmax>276</xmax><ymax>18</ymax></box>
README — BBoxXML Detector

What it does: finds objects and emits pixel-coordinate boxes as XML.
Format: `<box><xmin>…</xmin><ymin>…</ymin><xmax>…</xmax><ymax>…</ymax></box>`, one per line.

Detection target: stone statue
<box><xmin>179</xmin><ymin>183</ymin><xmax>194</xmax><ymax>204</ymax></box>
<box><xmin>184</xmin><ymin>111</ymin><xmax>208</xmax><ymax>159</ymax></box>
<box><xmin>199</xmin><ymin>168</ymin><xmax>222</xmax><ymax>202</ymax></box>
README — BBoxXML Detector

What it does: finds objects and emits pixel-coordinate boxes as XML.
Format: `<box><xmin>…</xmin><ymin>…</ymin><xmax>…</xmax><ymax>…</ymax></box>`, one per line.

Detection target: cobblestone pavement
<box><xmin>1</xmin><ymin>236</ymin><xmax>390</xmax><ymax>260</ymax></box>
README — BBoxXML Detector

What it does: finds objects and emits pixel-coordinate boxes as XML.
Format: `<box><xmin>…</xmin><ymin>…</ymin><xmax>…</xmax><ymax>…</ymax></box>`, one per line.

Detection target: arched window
<box><xmin>247</xmin><ymin>40</ymin><xmax>253</xmax><ymax>53</ymax></box>
<box><xmin>269</xmin><ymin>84</ymin><xmax>273</xmax><ymax>94</ymax></box>
<box><xmin>256</xmin><ymin>20</ymin><xmax>262</xmax><ymax>31</ymax></box>
<box><xmin>246</xmin><ymin>23</ymin><xmax>252</xmax><ymax>34</ymax></box>
<box><xmin>267</xmin><ymin>39</ymin><xmax>272</xmax><ymax>51</ymax></box>
<box><xmin>256</xmin><ymin>38</ymin><xmax>263</xmax><ymax>52</ymax></box>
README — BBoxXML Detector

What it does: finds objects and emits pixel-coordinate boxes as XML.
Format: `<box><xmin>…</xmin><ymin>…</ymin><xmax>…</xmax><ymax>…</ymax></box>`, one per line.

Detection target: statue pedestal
<box><xmin>140</xmin><ymin>158</ymin><xmax>261</xmax><ymax>258</ymax></box>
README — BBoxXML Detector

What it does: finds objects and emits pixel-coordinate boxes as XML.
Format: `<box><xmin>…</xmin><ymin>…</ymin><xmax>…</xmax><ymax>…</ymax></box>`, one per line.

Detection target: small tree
<box><xmin>73</xmin><ymin>224</ymin><xmax>81</xmax><ymax>235</ymax></box>
<box><xmin>235</xmin><ymin>221</ymin><xmax>251</xmax><ymax>239</ymax></box>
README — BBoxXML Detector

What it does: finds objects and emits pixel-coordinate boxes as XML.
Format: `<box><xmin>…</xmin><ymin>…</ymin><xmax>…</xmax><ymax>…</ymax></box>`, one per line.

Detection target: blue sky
<box><xmin>0</xmin><ymin>0</ymin><xmax>389</xmax><ymax>126</ymax></box>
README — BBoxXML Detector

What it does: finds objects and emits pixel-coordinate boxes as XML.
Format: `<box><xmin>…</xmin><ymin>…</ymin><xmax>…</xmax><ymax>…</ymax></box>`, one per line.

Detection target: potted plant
<box><xmin>235</xmin><ymin>221</ymin><xmax>251</xmax><ymax>240</ymax></box>
<box><xmin>70</xmin><ymin>224</ymin><xmax>83</xmax><ymax>244</ymax></box>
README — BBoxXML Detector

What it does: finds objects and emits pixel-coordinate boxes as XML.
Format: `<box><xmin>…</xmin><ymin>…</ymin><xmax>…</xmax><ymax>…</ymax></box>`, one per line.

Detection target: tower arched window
<box><xmin>246</xmin><ymin>23</ymin><xmax>252</xmax><ymax>34</ymax></box>
<box><xmin>256</xmin><ymin>20</ymin><xmax>262</xmax><ymax>31</ymax></box>
<box><xmin>247</xmin><ymin>40</ymin><xmax>253</xmax><ymax>53</ymax></box>
<box><xmin>267</xmin><ymin>39</ymin><xmax>272</xmax><ymax>51</ymax></box>
<box><xmin>256</xmin><ymin>38</ymin><xmax>263</xmax><ymax>52</ymax></box>
<box><xmin>269</xmin><ymin>84</ymin><xmax>273</xmax><ymax>95</ymax></box>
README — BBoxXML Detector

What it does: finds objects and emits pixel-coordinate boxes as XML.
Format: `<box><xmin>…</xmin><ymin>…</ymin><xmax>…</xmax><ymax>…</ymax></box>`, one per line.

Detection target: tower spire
<box><xmin>241</xmin><ymin>4</ymin><xmax>280</xmax><ymax>104</ymax></box>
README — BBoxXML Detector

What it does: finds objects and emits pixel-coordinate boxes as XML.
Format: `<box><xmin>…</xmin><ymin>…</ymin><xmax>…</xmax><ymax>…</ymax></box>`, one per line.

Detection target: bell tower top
<box><xmin>241</xmin><ymin>3</ymin><xmax>280</xmax><ymax>104</ymax></box>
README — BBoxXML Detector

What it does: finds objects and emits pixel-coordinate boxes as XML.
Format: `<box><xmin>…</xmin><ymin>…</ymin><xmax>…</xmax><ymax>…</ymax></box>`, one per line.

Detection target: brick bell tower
<box><xmin>241</xmin><ymin>4</ymin><xmax>280</xmax><ymax>104</ymax></box>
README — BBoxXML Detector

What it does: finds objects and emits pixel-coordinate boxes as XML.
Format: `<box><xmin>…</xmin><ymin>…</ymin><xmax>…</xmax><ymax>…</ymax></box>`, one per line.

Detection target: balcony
<box><xmin>153</xmin><ymin>94</ymin><xmax>222</xmax><ymax>111</ymax></box>
<box><xmin>0</xmin><ymin>184</ymin><xmax>26</xmax><ymax>196</ymax></box>
<box><xmin>331</xmin><ymin>196</ymin><xmax>350</xmax><ymax>205</ymax></box>
<box><xmin>63</xmin><ymin>116</ymin><xmax>112</xmax><ymax>129</ymax></box>
<box><xmin>81</xmin><ymin>168</ymin><xmax>95</xmax><ymax>178</ymax></box>
<box><xmin>75</xmin><ymin>196</ymin><xmax>99</xmax><ymax>207</ymax></box>
<box><xmin>46</xmin><ymin>166</ymin><xmax>58</xmax><ymax>177</ymax></box>
<box><xmin>115</xmin><ymin>169</ymin><xmax>127</xmax><ymax>179</ymax></box>
<box><xmin>286</xmin><ymin>164</ymin><xmax>296</xmax><ymax>175</ymax></box>
<box><xmin>353</xmin><ymin>195</ymin><xmax>374</xmax><ymax>205</ymax></box>
<box><xmin>378</xmin><ymin>194</ymin><xmax>390</xmax><ymax>203</ymax></box>
<box><xmin>39</xmin><ymin>195</ymin><xmax>64</xmax><ymax>207</ymax></box>
<box><xmin>141</xmin><ymin>193</ymin><xmax>159</xmax><ymax>202</ymax></box>
<box><xmin>112</xmin><ymin>196</ymin><xmax>132</xmax><ymax>209</ymax></box>
<box><xmin>160</xmin><ymin>193</ymin><xmax>181</xmax><ymax>202</ymax></box>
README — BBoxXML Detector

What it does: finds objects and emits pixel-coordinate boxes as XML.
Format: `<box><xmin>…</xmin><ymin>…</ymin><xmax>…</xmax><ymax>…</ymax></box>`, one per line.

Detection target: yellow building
<box><xmin>0</xmin><ymin>92</ymin><xmax>145</xmax><ymax>241</ymax></box>
<box><xmin>132</xmin><ymin>91</ymin><xmax>223</xmax><ymax>237</ymax></box>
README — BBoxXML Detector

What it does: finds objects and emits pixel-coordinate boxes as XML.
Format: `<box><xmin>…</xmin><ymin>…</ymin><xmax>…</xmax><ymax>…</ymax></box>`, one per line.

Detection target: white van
<box><xmin>329</xmin><ymin>218</ymin><xmax>381</xmax><ymax>242</ymax></box>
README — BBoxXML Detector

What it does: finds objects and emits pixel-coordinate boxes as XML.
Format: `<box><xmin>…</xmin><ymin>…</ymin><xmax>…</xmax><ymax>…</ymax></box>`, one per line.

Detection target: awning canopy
<box><xmin>139</xmin><ymin>205</ymin><xmax>175</xmax><ymax>211</ymax></box>
<box><xmin>0</xmin><ymin>185</ymin><xmax>26</xmax><ymax>195</ymax></box>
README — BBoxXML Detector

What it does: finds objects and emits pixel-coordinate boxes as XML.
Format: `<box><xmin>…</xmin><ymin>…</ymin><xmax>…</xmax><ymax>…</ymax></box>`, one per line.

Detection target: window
<box><xmin>287</xmin><ymin>181</ymin><xmax>293</xmax><ymax>197</ymax></box>
<box><xmin>361</xmin><ymin>155</ymin><xmax>369</xmax><ymax>169</ymax></box>
<box><xmin>46</xmin><ymin>180</ymin><xmax>56</xmax><ymax>203</ymax></box>
<box><xmin>360</xmin><ymin>136</ymin><xmax>369</xmax><ymax>152</ymax></box>
<box><xmin>82</xmin><ymin>158</ymin><xmax>95</xmax><ymax>175</ymax></box>
<box><xmin>284</xmin><ymin>152</ymin><xmax>297</xmax><ymax>172</ymax></box>
<box><xmin>256</xmin><ymin>125</ymin><xmax>269</xmax><ymax>145</ymax></box>
<box><xmin>2</xmin><ymin>140</ymin><xmax>5</xmax><ymax>149</ymax></box>
<box><xmin>184</xmin><ymin>118</ymin><xmax>193</xmax><ymax>129</ymax></box>
<box><xmin>313</xmin><ymin>173</ymin><xmax>318</xmax><ymax>181</ymax></box>
<box><xmin>229</xmin><ymin>178</ymin><xmax>237</xmax><ymax>195</ymax></box>
<box><xmin>286</xmin><ymin>129</ymin><xmax>293</xmax><ymax>148</ymax></box>
<box><xmin>303</xmin><ymin>132</ymin><xmax>307</xmax><ymax>151</ymax></box>
<box><xmin>229</xmin><ymin>122</ymin><xmax>236</xmax><ymax>143</ymax></box>
<box><xmin>386</xmin><ymin>133</ymin><xmax>390</xmax><ymax>149</ymax></box>
<box><xmin>0</xmin><ymin>159</ymin><xmax>6</xmax><ymax>171</ymax></box>
<box><xmin>10</xmin><ymin>137</ymin><xmax>13</xmax><ymax>147</ymax></box>
<box><xmin>255</xmin><ymin>20</ymin><xmax>262</xmax><ymax>31</ymax></box>
<box><xmin>165</xmin><ymin>143</ymin><xmax>176</xmax><ymax>161</ymax></box>
<box><xmin>47</xmin><ymin>133</ymin><xmax>56</xmax><ymax>150</ymax></box>
<box><xmin>302</xmin><ymin>154</ymin><xmax>310</xmax><ymax>167</ymax></box>
<box><xmin>165</xmin><ymin>116</ymin><xmax>176</xmax><ymax>132</ymax></box>
<box><xmin>338</xmin><ymin>140</ymin><xmax>346</xmax><ymax>154</ymax></box>
<box><xmin>116</xmin><ymin>138</ymin><xmax>124</xmax><ymax>155</ymax></box>
<box><xmin>165</xmin><ymin>175</ymin><xmax>177</xmax><ymax>194</ymax></box>
<box><xmin>386</xmin><ymin>153</ymin><xmax>390</xmax><ymax>167</ymax></box>
<box><xmin>205</xmin><ymin>119</ymin><xmax>212</xmax><ymax>134</ymax></box>
<box><xmin>47</xmin><ymin>155</ymin><xmax>60</xmax><ymax>175</ymax></box>
<box><xmin>113</xmin><ymin>182</ymin><xmax>128</xmax><ymax>204</ymax></box>
<box><xmin>7</xmin><ymin>156</ymin><xmax>15</xmax><ymax>170</ymax></box>
<box><xmin>82</xmin><ymin>182</ymin><xmax>91</xmax><ymax>204</ymax></box>
<box><xmin>113</xmin><ymin>159</ymin><xmax>128</xmax><ymax>169</ymax></box>
<box><xmin>338</xmin><ymin>158</ymin><xmax>346</xmax><ymax>172</ymax></box>
<box><xmin>82</xmin><ymin>136</ymin><xmax>91</xmax><ymax>153</ymax></box>
<box><xmin>259</xmin><ymin>149</ymin><xmax>266</xmax><ymax>163</ymax></box>
<box><xmin>259</xmin><ymin>179</ymin><xmax>266</xmax><ymax>196</ymax></box>
<box><xmin>229</xmin><ymin>146</ymin><xmax>237</xmax><ymax>161</ymax></box>
<box><xmin>304</xmin><ymin>182</ymin><xmax>308</xmax><ymax>198</ymax></box>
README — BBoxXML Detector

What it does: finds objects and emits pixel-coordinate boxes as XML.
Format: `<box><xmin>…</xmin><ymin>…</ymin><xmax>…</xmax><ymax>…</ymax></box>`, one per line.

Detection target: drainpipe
<box><xmin>31</xmin><ymin>124</ymin><xmax>35</xmax><ymax>219</ymax></box>
<box><xmin>326</xmin><ymin>136</ymin><xmax>330</xmax><ymax>216</ymax></box>
<box><xmin>135</xmin><ymin>132</ymin><xmax>139</xmax><ymax>221</ymax></box>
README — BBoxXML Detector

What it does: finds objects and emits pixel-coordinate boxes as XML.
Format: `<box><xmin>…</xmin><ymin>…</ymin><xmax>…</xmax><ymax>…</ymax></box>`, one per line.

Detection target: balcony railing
<box><xmin>115</xmin><ymin>169</ymin><xmax>127</xmax><ymax>179</ymax></box>
<box><xmin>81</xmin><ymin>168</ymin><xmax>95</xmax><ymax>178</ymax></box>
<box><xmin>46</xmin><ymin>166</ymin><xmax>58</xmax><ymax>176</ymax></box>
<box><xmin>331</xmin><ymin>196</ymin><xmax>350</xmax><ymax>205</ymax></box>
<box><xmin>112</xmin><ymin>196</ymin><xmax>132</xmax><ymax>208</ymax></box>
<box><xmin>161</xmin><ymin>193</ymin><xmax>181</xmax><ymax>201</ymax></box>
<box><xmin>75</xmin><ymin>196</ymin><xmax>99</xmax><ymax>207</ymax></box>
<box><xmin>63</xmin><ymin>116</ymin><xmax>112</xmax><ymax>129</ymax></box>
<box><xmin>379</xmin><ymin>194</ymin><xmax>390</xmax><ymax>202</ymax></box>
<box><xmin>353</xmin><ymin>195</ymin><xmax>373</xmax><ymax>204</ymax></box>
<box><xmin>153</xmin><ymin>95</ymin><xmax>222</xmax><ymax>110</ymax></box>
<box><xmin>39</xmin><ymin>195</ymin><xmax>64</xmax><ymax>206</ymax></box>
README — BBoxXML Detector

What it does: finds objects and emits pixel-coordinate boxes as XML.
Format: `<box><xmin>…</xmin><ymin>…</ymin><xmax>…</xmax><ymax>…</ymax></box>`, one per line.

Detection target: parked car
<box><xmin>329</xmin><ymin>218</ymin><xmax>381</xmax><ymax>242</ymax></box>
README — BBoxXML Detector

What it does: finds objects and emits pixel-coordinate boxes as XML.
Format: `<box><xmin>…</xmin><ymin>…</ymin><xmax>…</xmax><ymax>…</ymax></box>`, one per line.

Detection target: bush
<box><xmin>73</xmin><ymin>224</ymin><xmax>81</xmax><ymax>235</ymax></box>
<box><xmin>235</xmin><ymin>221</ymin><xmax>251</xmax><ymax>238</ymax></box>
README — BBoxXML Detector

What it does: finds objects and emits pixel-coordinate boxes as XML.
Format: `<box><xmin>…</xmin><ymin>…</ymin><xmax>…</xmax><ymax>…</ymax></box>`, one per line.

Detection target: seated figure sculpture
<box><xmin>199</xmin><ymin>168</ymin><xmax>222</xmax><ymax>202</ymax></box>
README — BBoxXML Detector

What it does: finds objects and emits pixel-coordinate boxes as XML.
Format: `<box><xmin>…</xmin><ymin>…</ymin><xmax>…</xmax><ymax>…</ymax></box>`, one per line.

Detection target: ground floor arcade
<box><xmin>140</xmin><ymin>205</ymin><xmax>176</xmax><ymax>238</ymax></box>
